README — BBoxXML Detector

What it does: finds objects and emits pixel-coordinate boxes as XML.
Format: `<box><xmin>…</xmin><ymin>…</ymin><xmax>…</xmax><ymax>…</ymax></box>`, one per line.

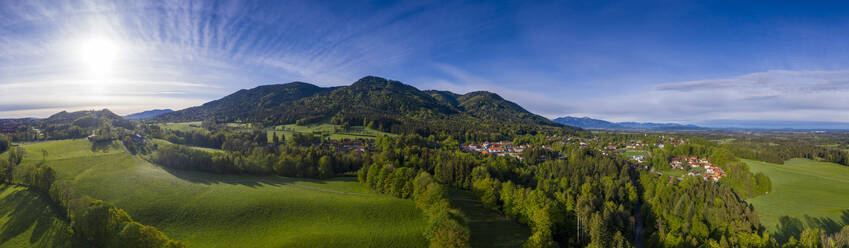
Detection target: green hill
<box><xmin>156</xmin><ymin>82</ymin><xmax>333</xmax><ymax>123</ymax></box>
<box><xmin>155</xmin><ymin>76</ymin><xmax>577</xmax><ymax>137</ymax></box>
<box><xmin>5</xmin><ymin>139</ymin><xmax>428</xmax><ymax>247</ymax></box>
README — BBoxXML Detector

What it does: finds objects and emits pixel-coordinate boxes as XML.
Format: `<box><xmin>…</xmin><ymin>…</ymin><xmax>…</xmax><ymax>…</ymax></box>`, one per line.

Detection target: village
<box><xmin>669</xmin><ymin>156</ymin><xmax>727</xmax><ymax>182</ymax></box>
<box><xmin>461</xmin><ymin>141</ymin><xmax>552</xmax><ymax>159</ymax></box>
<box><xmin>460</xmin><ymin>135</ymin><xmax>729</xmax><ymax>183</ymax></box>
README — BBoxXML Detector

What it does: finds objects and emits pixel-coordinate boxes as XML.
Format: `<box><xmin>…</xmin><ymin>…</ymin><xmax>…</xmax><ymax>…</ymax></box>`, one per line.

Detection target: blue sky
<box><xmin>1</xmin><ymin>0</ymin><xmax>849</xmax><ymax>124</ymax></box>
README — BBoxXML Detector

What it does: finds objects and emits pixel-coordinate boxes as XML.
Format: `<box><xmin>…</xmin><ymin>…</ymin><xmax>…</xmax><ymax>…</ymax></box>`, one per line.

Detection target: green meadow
<box><xmin>450</xmin><ymin>189</ymin><xmax>530</xmax><ymax>248</ymax></box>
<box><xmin>5</xmin><ymin>139</ymin><xmax>428</xmax><ymax>247</ymax></box>
<box><xmin>0</xmin><ymin>185</ymin><xmax>72</xmax><ymax>248</ymax></box>
<box><xmin>744</xmin><ymin>158</ymin><xmax>849</xmax><ymax>235</ymax></box>
<box><xmin>621</xmin><ymin>149</ymin><xmax>647</xmax><ymax>158</ymax></box>
<box><xmin>157</xmin><ymin>122</ymin><xmax>205</xmax><ymax>132</ymax></box>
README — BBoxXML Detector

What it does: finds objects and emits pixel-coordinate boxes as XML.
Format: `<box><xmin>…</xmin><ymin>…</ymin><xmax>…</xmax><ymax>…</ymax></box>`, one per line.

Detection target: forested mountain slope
<box><xmin>155</xmin><ymin>76</ymin><xmax>577</xmax><ymax>138</ymax></box>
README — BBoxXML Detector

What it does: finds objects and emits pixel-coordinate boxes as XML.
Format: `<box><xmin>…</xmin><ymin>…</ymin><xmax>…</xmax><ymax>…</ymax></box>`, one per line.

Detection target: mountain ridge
<box><xmin>554</xmin><ymin>116</ymin><xmax>702</xmax><ymax>130</ymax></box>
<box><xmin>124</xmin><ymin>109</ymin><xmax>174</xmax><ymax>119</ymax></box>
<box><xmin>155</xmin><ymin>76</ymin><xmax>577</xmax><ymax>137</ymax></box>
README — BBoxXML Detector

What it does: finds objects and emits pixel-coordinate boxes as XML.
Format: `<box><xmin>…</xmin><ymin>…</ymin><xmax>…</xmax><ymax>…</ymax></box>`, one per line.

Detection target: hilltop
<box><xmin>124</xmin><ymin>109</ymin><xmax>174</xmax><ymax>119</ymax></box>
<box><xmin>156</xmin><ymin>76</ymin><xmax>577</xmax><ymax>137</ymax></box>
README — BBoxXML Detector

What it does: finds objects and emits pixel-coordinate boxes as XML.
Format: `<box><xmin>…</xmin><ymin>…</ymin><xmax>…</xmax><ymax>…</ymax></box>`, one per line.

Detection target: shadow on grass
<box><xmin>0</xmin><ymin>184</ymin><xmax>71</xmax><ymax>246</ymax></box>
<box><xmin>448</xmin><ymin>189</ymin><xmax>531</xmax><ymax>248</ymax></box>
<box><xmin>773</xmin><ymin>210</ymin><xmax>849</xmax><ymax>243</ymax></box>
<box><xmin>137</xmin><ymin>158</ymin><xmax>377</xmax><ymax>197</ymax></box>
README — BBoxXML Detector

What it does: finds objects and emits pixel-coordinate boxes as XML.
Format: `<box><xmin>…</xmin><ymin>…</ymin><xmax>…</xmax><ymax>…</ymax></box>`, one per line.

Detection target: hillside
<box><xmin>5</xmin><ymin>139</ymin><xmax>429</xmax><ymax>247</ymax></box>
<box><xmin>554</xmin><ymin>116</ymin><xmax>701</xmax><ymax>130</ymax></box>
<box><xmin>156</xmin><ymin>76</ymin><xmax>576</xmax><ymax>137</ymax></box>
<box><xmin>43</xmin><ymin>109</ymin><xmax>125</xmax><ymax>127</ymax></box>
<box><xmin>29</xmin><ymin>109</ymin><xmax>135</xmax><ymax>140</ymax></box>
<box><xmin>552</xmin><ymin>116</ymin><xmax>623</xmax><ymax>129</ymax></box>
<box><xmin>124</xmin><ymin>109</ymin><xmax>174</xmax><ymax>119</ymax></box>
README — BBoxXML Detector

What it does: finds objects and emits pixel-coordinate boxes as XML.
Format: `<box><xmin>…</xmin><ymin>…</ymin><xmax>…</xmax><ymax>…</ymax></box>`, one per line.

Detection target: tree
<box><xmin>4</xmin><ymin>147</ymin><xmax>23</xmax><ymax>183</ymax></box>
<box><xmin>30</xmin><ymin>166</ymin><xmax>56</xmax><ymax>192</ymax></box>
<box><xmin>430</xmin><ymin>217</ymin><xmax>471</xmax><ymax>248</ymax></box>
<box><xmin>74</xmin><ymin>200</ymin><xmax>132</xmax><ymax>247</ymax></box>
<box><xmin>318</xmin><ymin>155</ymin><xmax>334</xmax><ymax>179</ymax></box>
<box><xmin>0</xmin><ymin>134</ymin><xmax>10</xmax><ymax>154</ymax></box>
<box><xmin>116</xmin><ymin>222</ymin><xmax>169</xmax><ymax>248</ymax></box>
<box><xmin>8</xmin><ymin>147</ymin><xmax>23</xmax><ymax>166</ymax></box>
<box><xmin>0</xmin><ymin>159</ymin><xmax>9</xmax><ymax>184</ymax></box>
<box><xmin>798</xmin><ymin>229</ymin><xmax>822</xmax><ymax>248</ymax></box>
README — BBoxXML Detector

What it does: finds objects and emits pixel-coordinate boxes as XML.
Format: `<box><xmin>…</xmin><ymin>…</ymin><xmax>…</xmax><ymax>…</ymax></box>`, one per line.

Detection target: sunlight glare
<box><xmin>77</xmin><ymin>36</ymin><xmax>120</xmax><ymax>77</ymax></box>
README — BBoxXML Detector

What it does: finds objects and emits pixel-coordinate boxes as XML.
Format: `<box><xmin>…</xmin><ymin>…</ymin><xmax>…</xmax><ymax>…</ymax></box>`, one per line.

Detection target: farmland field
<box><xmin>3</xmin><ymin>139</ymin><xmax>428</xmax><ymax>248</ymax></box>
<box><xmin>744</xmin><ymin>158</ymin><xmax>849</xmax><ymax>235</ymax></box>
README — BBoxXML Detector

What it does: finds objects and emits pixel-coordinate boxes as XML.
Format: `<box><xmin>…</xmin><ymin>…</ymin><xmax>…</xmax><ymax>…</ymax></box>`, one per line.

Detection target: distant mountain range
<box><xmin>124</xmin><ymin>109</ymin><xmax>174</xmax><ymax>119</ymax></box>
<box><xmin>155</xmin><ymin>76</ymin><xmax>577</xmax><ymax>136</ymax></box>
<box><xmin>698</xmin><ymin>120</ymin><xmax>849</xmax><ymax>130</ymax></box>
<box><xmin>554</xmin><ymin>116</ymin><xmax>849</xmax><ymax>130</ymax></box>
<box><xmin>553</xmin><ymin>116</ymin><xmax>702</xmax><ymax>130</ymax></box>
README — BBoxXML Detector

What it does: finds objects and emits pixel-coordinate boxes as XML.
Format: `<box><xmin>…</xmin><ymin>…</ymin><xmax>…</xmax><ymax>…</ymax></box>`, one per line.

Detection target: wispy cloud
<box><xmin>558</xmin><ymin>70</ymin><xmax>849</xmax><ymax>123</ymax></box>
<box><xmin>0</xmin><ymin>0</ymin><xmax>498</xmax><ymax>117</ymax></box>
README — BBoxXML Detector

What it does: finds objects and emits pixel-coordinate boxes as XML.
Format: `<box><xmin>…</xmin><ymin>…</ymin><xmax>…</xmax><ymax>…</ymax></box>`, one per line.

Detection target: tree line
<box><xmin>149</xmin><ymin>141</ymin><xmax>364</xmax><ymax>179</ymax></box>
<box><xmin>723</xmin><ymin>137</ymin><xmax>849</xmax><ymax>166</ymax></box>
<box><xmin>358</xmin><ymin>166</ymin><xmax>471</xmax><ymax>247</ymax></box>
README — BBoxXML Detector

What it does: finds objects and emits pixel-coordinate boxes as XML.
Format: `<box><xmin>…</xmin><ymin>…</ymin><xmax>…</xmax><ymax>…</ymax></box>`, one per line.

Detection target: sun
<box><xmin>77</xmin><ymin>36</ymin><xmax>120</xmax><ymax>77</ymax></box>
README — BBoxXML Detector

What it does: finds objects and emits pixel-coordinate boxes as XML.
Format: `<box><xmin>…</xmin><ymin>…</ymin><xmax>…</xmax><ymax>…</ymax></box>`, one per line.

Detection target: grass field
<box><xmin>158</xmin><ymin>122</ymin><xmax>205</xmax><ymax>132</ymax></box>
<box><xmin>152</xmin><ymin>139</ymin><xmax>223</xmax><ymax>153</ymax></box>
<box><xmin>744</xmin><ymin>158</ymin><xmax>849</xmax><ymax>236</ymax></box>
<box><xmin>0</xmin><ymin>185</ymin><xmax>72</xmax><ymax>248</ymax></box>
<box><xmin>4</xmin><ymin>139</ymin><xmax>428</xmax><ymax>247</ymax></box>
<box><xmin>450</xmin><ymin>189</ymin><xmax>530</xmax><ymax>248</ymax></box>
<box><xmin>621</xmin><ymin>149</ymin><xmax>647</xmax><ymax>158</ymax></box>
